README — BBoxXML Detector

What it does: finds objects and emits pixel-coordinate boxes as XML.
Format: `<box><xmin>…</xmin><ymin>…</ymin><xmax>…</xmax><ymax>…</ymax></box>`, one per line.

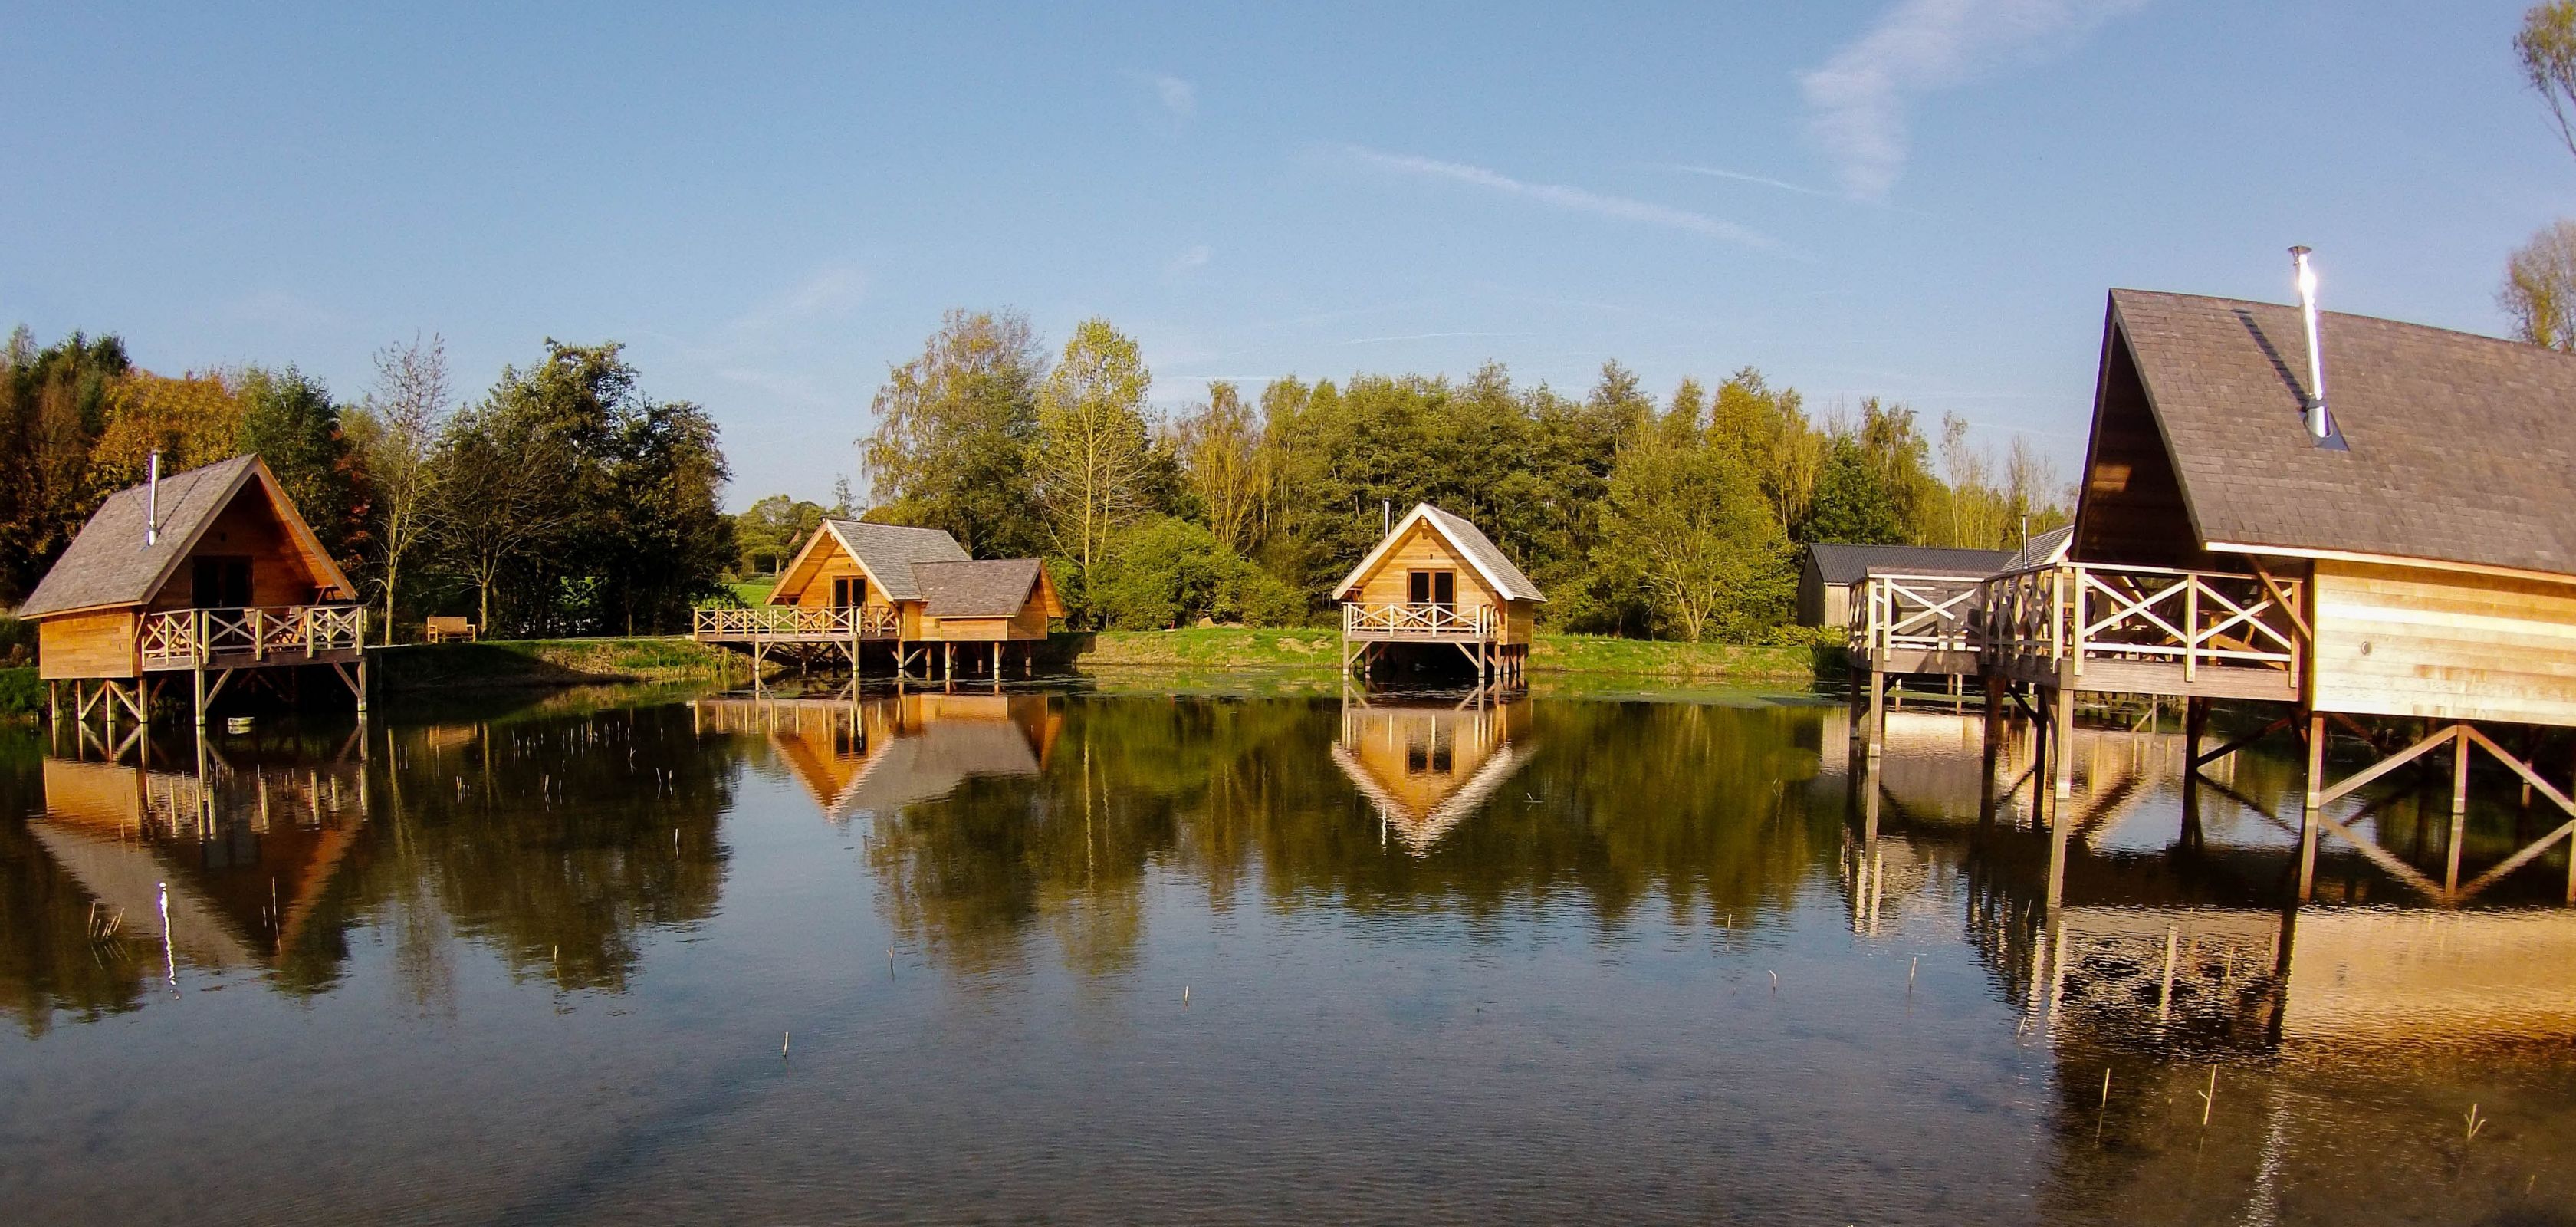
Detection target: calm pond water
<box><xmin>2</xmin><ymin>683</ymin><xmax>2573</xmax><ymax>1225</ymax></box>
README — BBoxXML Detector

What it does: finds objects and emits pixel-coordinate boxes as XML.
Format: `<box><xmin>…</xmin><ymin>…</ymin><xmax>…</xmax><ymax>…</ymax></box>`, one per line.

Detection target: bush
<box><xmin>0</xmin><ymin>611</ymin><xmax>31</xmax><ymax>668</ymax></box>
<box><xmin>1090</xmin><ymin>516</ymin><xmax>1306</xmax><ymax>630</ymax></box>
<box><xmin>0</xmin><ymin>666</ymin><xmax>39</xmax><ymax>718</ymax></box>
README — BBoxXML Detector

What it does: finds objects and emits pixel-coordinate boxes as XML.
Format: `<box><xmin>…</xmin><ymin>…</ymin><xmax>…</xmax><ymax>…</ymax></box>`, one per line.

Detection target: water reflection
<box><xmin>0</xmin><ymin>692</ymin><xmax>2570</xmax><ymax>1223</ymax></box>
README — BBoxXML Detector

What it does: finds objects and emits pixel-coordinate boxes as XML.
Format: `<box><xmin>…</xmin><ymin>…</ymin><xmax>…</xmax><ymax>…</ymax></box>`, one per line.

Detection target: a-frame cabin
<box><xmin>18</xmin><ymin>455</ymin><xmax>365</xmax><ymax>729</ymax></box>
<box><xmin>1334</xmin><ymin>502</ymin><xmax>1544</xmax><ymax>685</ymax></box>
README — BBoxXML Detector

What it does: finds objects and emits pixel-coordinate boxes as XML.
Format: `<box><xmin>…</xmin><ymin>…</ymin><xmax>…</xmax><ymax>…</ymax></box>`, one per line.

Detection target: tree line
<box><xmin>0</xmin><ymin>328</ymin><xmax>734</xmax><ymax>639</ymax></box>
<box><xmin>833</xmin><ymin>309</ymin><xmax>2068</xmax><ymax>640</ymax></box>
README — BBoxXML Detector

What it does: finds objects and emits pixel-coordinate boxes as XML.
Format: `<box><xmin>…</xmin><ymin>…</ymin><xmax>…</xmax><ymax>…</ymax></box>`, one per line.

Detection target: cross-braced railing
<box><xmin>1343</xmin><ymin>602</ymin><xmax>1497</xmax><ymax>640</ymax></box>
<box><xmin>1980</xmin><ymin>562</ymin><xmax>2304</xmax><ymax>683</ymax></box>
<box><xmin>140</xmin><ymin>605</ymin><xmax>367</xmax><ymax>668</ymax></box>
<box><xmin>694</xmin><ymin>604</ymin><xmax>902</xmax><ymax>641</ymax></box>
<box><xmin>1849</xmin><ymin>573</ymin><xmax>1986</xmax><ymax>660</ymax></box>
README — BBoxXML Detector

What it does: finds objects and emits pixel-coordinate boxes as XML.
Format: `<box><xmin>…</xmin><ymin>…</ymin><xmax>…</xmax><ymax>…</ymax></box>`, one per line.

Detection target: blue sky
<box><xmin>3</xmin><ymin>2</ymin><xmax>2564</xmax><ymax>509</ymax></box>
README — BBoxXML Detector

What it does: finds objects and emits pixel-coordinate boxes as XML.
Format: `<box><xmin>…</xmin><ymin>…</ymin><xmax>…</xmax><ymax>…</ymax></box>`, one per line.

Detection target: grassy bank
<box><xmin>375</xmin><ymin>637</ymin><xmax>740</xmax><ymax>692</ymax></box>
<box><xmin>1063</xmin><ymin>627</ymin><xmax>1838</xmax><ymax>684</ymax></box>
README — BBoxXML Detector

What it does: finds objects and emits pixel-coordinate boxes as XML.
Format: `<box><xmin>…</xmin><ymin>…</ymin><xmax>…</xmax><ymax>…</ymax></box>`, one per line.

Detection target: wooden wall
<box><xmin>2073</xmin><ymin>327</ymin><xmax>2228</xmax><ymax>571</ymax></box>
<box><xmin>787</xmin><ymin>549</ymin><xmax>898</xmax><ymax>613</ymax></box>
<box><xmin>148</xmin><ymin>486</ymin><xmax>332</xmax><ymax>610</ymax></box>
<box><xmin>39</xmin><ymin>610</ymin><xmax>140</xmax><ymax>679</ymax></box>
<box><xmin>1349</xmin><ymin>522</ymin><xmax>1506</xmax><ymax>613</ymax></box>
<box><xmin>920</xmin><ymin>597</ymin><xmax>1048</xmax><ymax>642</ymax></box>
<box><xmin>2311</xmin><ymin>559</ymin><xmax>2576</xmax><ymax>726</ymax></box>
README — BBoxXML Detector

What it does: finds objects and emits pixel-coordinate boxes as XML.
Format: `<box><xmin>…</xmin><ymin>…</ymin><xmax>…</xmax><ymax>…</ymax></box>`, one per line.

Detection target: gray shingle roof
<box><xmin>2003</xmin><ymin>525</ymin><xmax>2075</xmax><ymax>572</ymax></box>
<box><xmin>2109</xmin><ymin>289</ymin><xmax>2576</xmax><ymax>575</ymax></box>
<box><xmin>913</xmin><ymin>558</ymin><xmax>1043</xmax><ymax>618</ymax></box>
<box><xmin>20</xmin><ymin>455</ymin><xmax>352</xmax><ymax>618</ymax></box>
<box><xmin>826</xmin><ymin>520</ymin><xmax>971</xmax><ymax>601</ymax></box>
<box><xmin>1806</xmin><ymin>543</ymin><xmax>2014</xmax><ymax>586</ymax></box>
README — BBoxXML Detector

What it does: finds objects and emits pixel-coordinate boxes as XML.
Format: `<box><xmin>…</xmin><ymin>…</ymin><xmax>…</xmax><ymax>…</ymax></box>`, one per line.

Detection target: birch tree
<box><xmin>1174</xmin><ymin>380</ymin><xmax>1265</xmax><ymax>553</ymax></box>
<box><xmin>1031</xmin><ymin>318</ymin><xmax>1154</xmax><ymax>590</ymax></box>
<box><xmin>350</xmin><ymin>336</ymin><xmax>449</xmax><ymax>630</ymax></box>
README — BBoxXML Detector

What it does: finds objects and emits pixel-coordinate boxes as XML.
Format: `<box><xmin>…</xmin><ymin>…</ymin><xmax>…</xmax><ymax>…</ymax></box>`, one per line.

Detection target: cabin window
<box><xmin>192</xmin><ymin>556</ymin><xmax>252</xmax><ymax>608</ymax></box>
<box><xmin>1408</xmin><ymin>570</ymin><xmax>1455</xmax><ymax>607</ymax></box>
<box><xmin>832</xmin><ymin>576</ymin><xmax>866</xmax><ymax>607</ymax></box>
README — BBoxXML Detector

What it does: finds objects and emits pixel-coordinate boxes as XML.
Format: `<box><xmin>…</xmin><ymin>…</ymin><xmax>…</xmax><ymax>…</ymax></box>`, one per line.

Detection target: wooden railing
<box><xmin>140</xmin><ymin>605</ymin><xmax>367</xmax><ymax>668</ymax></box>
<box><xmin>1980</xmin><ymin>562</ymin><xmax>2303</xmax><ymax>683</ymax></box>
<box><xmin>694</xmin><ymin>604</ymin><xmax>902</xmax><ymax>640</ymax></box>
<box><xmin>1849</xmin><ymin>573</ymin><xmax>1986</xmax><ymax>660</ymax></box>
<box><xmin>1344</xmin><ymin>602</ymin><xmax>1498</xmax><ymax>640</ymax></box>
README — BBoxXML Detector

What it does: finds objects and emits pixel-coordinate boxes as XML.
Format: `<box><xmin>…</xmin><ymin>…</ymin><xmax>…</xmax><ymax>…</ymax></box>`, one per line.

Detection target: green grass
<box><xmin>376</xmin><ymin>637</ymin><xmax>741</xmax><ymax>692</ymax></box>
<box><xmin>1063</xmin><ymin>627</ymin><xmax>1839</xmax><ymax>684</ymax></box>
<box><xmin>729</xmin><ymin>579</ymin><xmax>776</xmax><ymax>606</ymax></box>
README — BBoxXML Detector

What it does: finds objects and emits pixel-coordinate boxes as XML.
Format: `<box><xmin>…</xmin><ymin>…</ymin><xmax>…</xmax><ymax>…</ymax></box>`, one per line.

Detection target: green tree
<box><xmin>1595</xmin><ymin>394</ymin><xmax>1792</xmax><ymax>640</ymax></box>
<box><xmin>1089</xmin><ymin>515</ymin><xmax>1303</xmax><ymax>630</ymax></box>
<box><xmin>347</xmin><ymin>334</ymin><xmax>449</xmax><ymax>643</ymax></box>
<box><xmin>1030</xmin><ymin>317</ymin><xmax>1155</xmax><ymax>606</ymax></box>
<box><xmin>860</xmin><ymin>309</ymin><xmax>1046</xmax><ymax>556</ymax></box>
<box><xmin>238</xmin><ymin>365</ymin><xmax>370</xmax><ymax>570</ymax></box>
<box><xmin>1174</xmin><ymin>380</ymin><xmax>1266</xmax><ymax>552</ymax></box>
<box><xmin>2500</xmin><ymin>219</ymin><xmax>2576</xmax><ymax>351</ymax></box>
<box><xmin>0</xmin><ymin>330</ymin><xmax>126</xmax><ymax>602</ymax></box>
<box><xmin>1804</xmin><ymin>436</ymin><xmax>1906</xmax><ymax>545</ymax></box>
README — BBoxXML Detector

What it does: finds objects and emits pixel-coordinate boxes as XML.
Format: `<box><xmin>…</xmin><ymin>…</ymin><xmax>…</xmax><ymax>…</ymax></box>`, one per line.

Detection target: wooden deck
<box><xmin>138</xmin><ymin>605</ymin><xmax>366</xmax><ymax>673</ymax></box>
<box><xmin>1342</xmin><ymin>601</ymin><xmax>1500</xmax><ymax>641</ymax></box>
<box><xmin>695</xmin><ymin>605</ymin><xmax>901</xmax><ymax>645</ymax></box>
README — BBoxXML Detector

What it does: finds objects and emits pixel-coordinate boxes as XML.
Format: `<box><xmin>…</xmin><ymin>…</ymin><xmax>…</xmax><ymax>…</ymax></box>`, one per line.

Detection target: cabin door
<box><xmin>192</xmin><ymin>556</ymin><xmax>252</xmax><ymax>608</ymax></box>
<box><xmin>832</xmin><ymin>576</ymin><xmax>866</xmax><ymax>607</ymax></box>
<box><xmin>1408</xmin><ymin>570</ymin><xmax>1455</xmax><ymax>609</ymax></box>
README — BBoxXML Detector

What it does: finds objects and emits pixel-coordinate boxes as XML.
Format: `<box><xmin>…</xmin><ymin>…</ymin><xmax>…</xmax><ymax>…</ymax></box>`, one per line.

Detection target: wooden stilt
<box><xmin>1865</xmin><ymin>666</ymin><xmax>1884</xmax><ymax>759</ymax></box>
<box><xmin>2051</xmin><ymin>683</ymin><xmax>2074</xmax><ymax>798</ymax></box>
<box><xmin>2447</xmin><ymin>725</ymin><xmax>2472</xmax><ymax>895</ymax></box>
<box><xmin>2299</xmin><ymin>711</ymin><xmax>2326</xmax><ymax>901</ymax></box>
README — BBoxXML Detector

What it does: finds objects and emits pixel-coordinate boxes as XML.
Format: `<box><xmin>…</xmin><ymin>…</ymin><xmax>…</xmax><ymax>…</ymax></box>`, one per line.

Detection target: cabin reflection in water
<box><xmin>1332</xmin><ymin>696</ymin><xmax>1531</xmax><ymax>854</ymax></box>
<box><xmin>694</xmin><ymin>692</ymin><xmax>1060</xmax><ymax>821</ymax></box>
<box><xmin>30</xmin><ymin>732</ymin><xmax>368</xmax><ymax>977</ymax></box>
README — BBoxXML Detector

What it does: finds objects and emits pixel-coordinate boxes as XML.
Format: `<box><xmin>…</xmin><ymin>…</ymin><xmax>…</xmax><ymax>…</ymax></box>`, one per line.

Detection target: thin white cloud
<box><xmin>1332</xmin><ymin>331</ymin><xmax>1536</xmax><ymax>346</ymax></box>
<box><xmin>1661</xmin><ymin>163</ymin><xmax>1845</xmax><ymax>201</ymax></box>
<box><xmin>1344</xmin><ymin>146</ymin><xmax>1779</xmax><ymax>251</ymax></box>
<box><xmin>1801</xmin><ymin>0</ymin><xmax>2147</xmax><ymax>199</ymax></box>
<box><xmin>1168</xmin><ymin>244</ymin><xmax>1212</xmax><ymax>275</ymax></box>
<box><xmin>1154</xmin><ymin>74</ymin><xmax>1195</xmax><ymax>119</ymax></box>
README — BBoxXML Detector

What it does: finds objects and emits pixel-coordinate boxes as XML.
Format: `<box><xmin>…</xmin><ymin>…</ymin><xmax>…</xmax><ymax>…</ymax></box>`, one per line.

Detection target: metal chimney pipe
<box><xmin>146</xmin><ymin>452</ymin><xmax>160</xmax><ymax>546</ymax></box>
<box><xmin>2289</xmin><ymin>247</ymin><xmax>2345</xmax><ymax>449</ymax></box>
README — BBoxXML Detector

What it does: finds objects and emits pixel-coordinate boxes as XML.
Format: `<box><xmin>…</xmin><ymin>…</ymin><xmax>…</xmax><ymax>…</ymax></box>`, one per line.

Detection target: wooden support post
<box><xmin>2447</xmin><ymin>725</ymin><xmax>2472</xmax><ymax>896</ymax></box>
<box><xmin>355</xmin><ymin>656</ymin><xmax>370</xmax><ymax>716</ymax></box>
<box><xmin>2299</xmin><ymin>711</ymin><xmax>2325</xmax><ymax>901</ymax></box>
<box><xmin>2051</xmin><ymin>683</ymin><xmax>2074</xmax><ymax>799</ymax></box>
<box><xmin>2185</xmin><ymin>697</ymin><xmax>2207</xmax><ymax>770</ymax></box>
<box><xmin>2044</xmin><ymin>791</ymin><xmax>2071</xmax><ymax>911</ymax></box>
<box><xmin>47</xmin><ymin>679</ymin><xmax>60</xmax><ymax>725</ymax></box>
<box><xmin>1865</xmin><ymin>666</ymin><xmax>1884</xmax><ymax>760</ymax></box>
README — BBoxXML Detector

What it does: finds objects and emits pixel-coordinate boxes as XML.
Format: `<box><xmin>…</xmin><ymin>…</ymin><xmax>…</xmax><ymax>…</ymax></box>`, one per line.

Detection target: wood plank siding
<box><xmin>2311</xmin><ymin>560</ymin><xmax>2576</xmax><ymax>726</ymax></box>
<box><xmin>1346</xmin><ymin>520</ymin><xmax>1534</xmax><ymax>644</ymax></box>
<box><xmin>38</xmin><ymin>610</ymin><xmax>140</xmax><ymax>680</ymax></box>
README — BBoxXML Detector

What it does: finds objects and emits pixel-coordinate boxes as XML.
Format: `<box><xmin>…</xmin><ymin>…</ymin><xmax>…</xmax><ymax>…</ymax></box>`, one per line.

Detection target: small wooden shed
<box><xmin>18</xmin><ymin>454</ymin><xmax>364</xmax><ymax>727</ymax></box>
<box><xmin>1334</xmin><ymin>503</ymin><xmax>1545</xmax><ymax>684</ymax></box>
<box><xmin>1797</xmin><ymin>543</ymin><xmax>2015</xmax><ymax>629</ymax></box>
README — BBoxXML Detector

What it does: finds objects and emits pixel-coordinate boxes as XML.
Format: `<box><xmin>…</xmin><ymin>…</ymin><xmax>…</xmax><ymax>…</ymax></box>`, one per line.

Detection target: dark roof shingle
<box><xmin>2109</xmin><ymin>289</ymin><xmax>2576</xmax><ymax>575</ymax></box>
<box><xmin>827</xmin><ymin>520</ymin><xmax>971</xmax><ymax>601</ymax></box>
<box><xmin>913</xmin><ymin>558</ymin><xmax>1043</xmax><ymax>618</ymax></box>
<box><xmin>1806</xmin><ymin>543</ymin><xmax>2014</xmax><ymax>585</ymax></box>
<box><xmin>21</xmin><ymin>456</ymin><xmax>278</xmax><ymax>618</ymax></box>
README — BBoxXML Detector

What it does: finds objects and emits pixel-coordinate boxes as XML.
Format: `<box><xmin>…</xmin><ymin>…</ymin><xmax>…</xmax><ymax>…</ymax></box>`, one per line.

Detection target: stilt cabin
<box><xmin>694</xmin><ymin>520</ymin><xmax>1064</xmax><ymax>679</ymax></box>
<box><xmin>1964</xmin><ymin>285</ymin><xmax>2576</xmax><ymax>903</ymax></box>
<box><xmin>1335</xmin><ymin>503</ymin><xmax>1543</xmax><ymax>684</ymax></box>
<box><xmin>1798</xmin><ymin>544</ymin><xmax>2014</xmax><ymax>630</ymax></box>
<box><xmin>18</xmin><ymin>455</ymin><xmax>366</xmax><ymax>728</ymax></box>
<box><xmin>1332</xmin><ymin>696</ymin><xmax>1531</xmax><ymax>855</ymax></box>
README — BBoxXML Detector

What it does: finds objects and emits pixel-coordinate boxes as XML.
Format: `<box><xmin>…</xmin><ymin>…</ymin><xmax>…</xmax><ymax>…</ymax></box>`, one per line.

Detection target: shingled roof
<box><xmin>1805</xmin><ymin>543</ymin><xmax>2014</xmax><ymax>586</ymax></box>
<box><xmin>2104</xmin><ymin>289</ymin><xmax>2576</xmax><ymax>576</ymax></box>
<box><xmin>2001</xmin><ymin>525</ymin><xmax>2074</xmax><ymax>572</ymax></box>
<box><xmin>913</xmin><ymin>558</ymin><xmax>1044</xmax><ymax>618</ymax></box>
<box><xmin>1333</xmin><ymin>503</ymin><xmax>1547</xmax><ymax>604</ymax></box>
<box><xmin>18</xmin><ymin>455</ymin><xmax>353</xmax><ymax>619</ymax></box>
<box><xmin>822</xmin><ymin>521</ymin><xmax>971</xmax><ymax>601</ymax></box>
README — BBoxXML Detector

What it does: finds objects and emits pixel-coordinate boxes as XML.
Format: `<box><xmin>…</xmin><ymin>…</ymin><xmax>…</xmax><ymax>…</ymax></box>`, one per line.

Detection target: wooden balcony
<box><xmin>1848</xmin><ymin>573</ymin><xmax>1986</xmax><ymax>676</ymax></box>
<box><xmin>1344</xmin><ymin>602</ymin><xmax>1499</xmax><ymax>642</ymax></box>
<box><xmin>1980</xmin><ymin>562</ymin><xmax>2303</xmax><ymax>702</ymax></box>
<box><xmin>695</xmin><ymin>604</ymin><xmax>901</xmax><ymax>644</ymax></box>
<box><xmin>140</xmin><ymin>605</ymin><xmax>366</xmax><ymax>672</ymax></box>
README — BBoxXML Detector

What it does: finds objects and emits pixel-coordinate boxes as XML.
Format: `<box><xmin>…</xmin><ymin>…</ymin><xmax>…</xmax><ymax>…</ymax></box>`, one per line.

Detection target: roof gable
<box><xmin>1332</xmin><ymin>503</ymin><xmax>1547</xmax><ymax>604</ymax></box>
<box><xmin>2104</xmin><ymin>289</ymin><xmax>2576</xmax><ymax>577</ymax></box>
<box><xmin>913</xmin><ymin>558</ymin><xmax>1046</xmax><ymax>618</ymax></box>
<box><xmin>770</xmin><ymin>519</ymin><xmax>971</xmax><ymax>604</ymax></box>
<box><xmin>18</xmin><ymin>455</ymin><xmax>354</xmax><ymax>618</ymax></box>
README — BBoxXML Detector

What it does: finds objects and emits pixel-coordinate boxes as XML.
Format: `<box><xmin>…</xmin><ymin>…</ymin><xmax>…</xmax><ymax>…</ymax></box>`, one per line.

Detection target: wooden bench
<box><xmin>425</xmin><ymin>615</ymin><xmax>478</xmax><ymax>643</ymax></box>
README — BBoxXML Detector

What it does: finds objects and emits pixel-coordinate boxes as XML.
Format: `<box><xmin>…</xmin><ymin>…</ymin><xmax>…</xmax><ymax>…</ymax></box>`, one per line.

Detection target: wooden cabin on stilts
<box><xmin>1942</xmin><ymin>277</ymin><xmax>2576</xmax><ymax>907</ymax></box>
<box><xmin>1334</xmin><ymin>503</ymin><xmax>1543</xmax><ymax>688</ymax></box>
<box><xmin>19</xmin><ymin>454</ymin><xmax>367</xmax><ymax>735</ymax></box>
<box><xmin>694</xmin><ymin>520</ymin><xmax>1063</xmax><ymax>687</ymax></box>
